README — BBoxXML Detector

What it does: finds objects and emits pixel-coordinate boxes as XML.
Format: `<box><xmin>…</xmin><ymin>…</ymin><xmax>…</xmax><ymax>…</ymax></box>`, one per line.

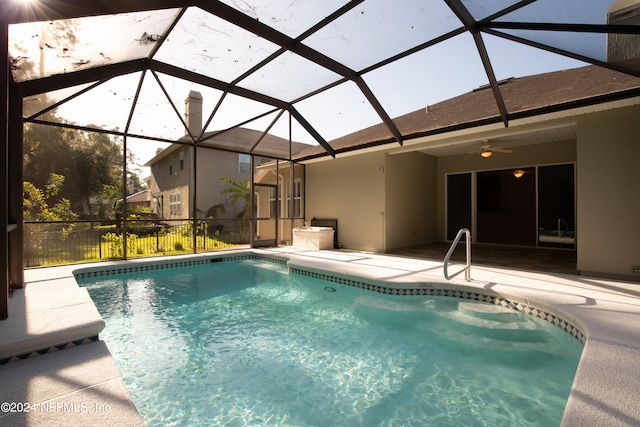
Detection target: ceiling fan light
<box><xmin>480</xmin><ymin>150</ymin><xmax>493</xmax><ymax>158</ymax></box>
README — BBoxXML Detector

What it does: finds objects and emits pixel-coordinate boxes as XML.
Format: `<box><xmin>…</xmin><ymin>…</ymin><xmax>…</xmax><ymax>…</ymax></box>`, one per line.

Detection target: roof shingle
<box><xmin>294</xmin><ymin>63</ymin><xmax>640</xmax><ymax>160</ymax></box>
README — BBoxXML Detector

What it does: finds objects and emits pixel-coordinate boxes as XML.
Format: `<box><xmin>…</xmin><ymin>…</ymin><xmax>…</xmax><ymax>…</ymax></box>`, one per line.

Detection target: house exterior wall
<box><xmin>147</xmin><ymin>147</ymin><xmax>250</xmax><ymax>220</ymax></box>
<box><xmin>195</xmin><ymin>148</ymin><xmax>250</xmax><ymax>219</ymax></box>
<box><xmin>148</xmin><ymin>146</ymin><xmax>191</xmax><ymax>219</ymax></box>
<box><xmin>384</xmin><ymin>151</ymin><xmax>438</xmax><ymax>250</ymax></box>
<box><xmin>576</xmin><ymin>105</ymin><xmax>640</xmax><ymax>278</ymax></box>
<box><xmin>306</xmin><ymin>151</ymin><xmax>386</xmax><ymax>252</ymax></box>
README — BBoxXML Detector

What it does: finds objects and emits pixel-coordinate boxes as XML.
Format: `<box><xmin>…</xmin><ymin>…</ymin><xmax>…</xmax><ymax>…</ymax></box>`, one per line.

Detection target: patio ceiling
<box><xmin>5</xmin><ymin>0</ymin><xmax>640</xmax><ymax>160</ymax></box>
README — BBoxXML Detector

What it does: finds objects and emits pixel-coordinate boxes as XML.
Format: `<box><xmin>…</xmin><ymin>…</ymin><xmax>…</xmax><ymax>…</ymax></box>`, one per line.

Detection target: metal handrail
<box><xmin>444</xmin><ymin>228</ymin><xmax>471</xmax><ymax>281</ymax></box>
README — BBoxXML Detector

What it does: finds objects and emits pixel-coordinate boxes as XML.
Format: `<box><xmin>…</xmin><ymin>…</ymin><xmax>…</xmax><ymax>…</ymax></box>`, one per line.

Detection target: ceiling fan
<box><xmin>467</xmin><ymin>141</ymin><xmax>513</xmax><ymax>158</ymax></box>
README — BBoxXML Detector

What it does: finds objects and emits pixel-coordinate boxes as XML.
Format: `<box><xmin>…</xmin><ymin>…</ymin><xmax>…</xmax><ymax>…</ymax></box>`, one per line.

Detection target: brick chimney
<box><xmin>184</xmin><ymin>90</ymin><xmax>203</xmax><ymax>136</ymax></box>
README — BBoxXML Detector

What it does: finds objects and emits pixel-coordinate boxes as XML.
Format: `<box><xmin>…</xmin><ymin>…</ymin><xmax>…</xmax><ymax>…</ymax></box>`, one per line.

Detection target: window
<box><xmin>155</xmin><ymin>196</ymin><xmax>163</xmax><ymax>218</ymax></box>
<box><xmin>239</xmin><ymin>153</ymin><xmax>250</xmax><ymax>173</ymax></box>
<box><xmin>169</xmin><ymin>192</ymin><xmax>181</xmax><ymax>215</ymax></box>
<box><xmin>169</xmin><ymin>156</ymin><xmax>173</xmax><ymax>175</ymax></box>
<box><xmin>293</xmin><ymin>179</ymin><xmax>302</xmax><ymax>218</ymax></box>
<box><xmin>269</xmin><ymin>187</ymin><xmax>277</xmax><ymax>219</ymax></box>
<box><xmin>286</xmin><ymin>179</ymin><xmax>302</xmax><ymax>218</ymax></box>
<box><xmin>179</xmin><ymin>149</ymin><xmax>184</xmax><ymax>171</ymax></box>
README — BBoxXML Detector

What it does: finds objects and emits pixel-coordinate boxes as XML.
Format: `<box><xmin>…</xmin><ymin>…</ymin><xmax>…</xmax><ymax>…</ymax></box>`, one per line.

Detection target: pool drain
<box><xmin>324</xmin><ymin>286</ymin><xmax>336</xmax><ymax>292</ymax></box>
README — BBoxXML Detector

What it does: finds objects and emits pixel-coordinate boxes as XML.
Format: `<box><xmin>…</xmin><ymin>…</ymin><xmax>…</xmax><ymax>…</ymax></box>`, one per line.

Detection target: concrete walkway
<box><xmin>0</xmin><ymin>263</ymin><xmax>143</xmax><ymax>426</ymax></box>
<box><xmin>1</xmin><ymin>248</ymin><xmax>638</xmax><ymax>426</ymax></box>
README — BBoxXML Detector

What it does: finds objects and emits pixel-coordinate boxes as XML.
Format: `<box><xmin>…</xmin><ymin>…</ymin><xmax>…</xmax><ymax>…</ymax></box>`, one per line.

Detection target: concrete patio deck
<box><xmin>1</xmin><ymin>247</ymin><xmax>638</xmax><ymax>426</ymax></box>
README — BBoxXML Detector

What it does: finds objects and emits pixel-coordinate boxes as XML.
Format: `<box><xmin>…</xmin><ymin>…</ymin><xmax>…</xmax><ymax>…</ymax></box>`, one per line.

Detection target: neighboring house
<box><xmin>124</xmin><ymin>189</ymin><xmax>151</xmax><ymax>212</ymax></box>
<box><xmin>145</xmin><ymin>143</ymin><xmax>249</xmax><ymax>220</ymax></box>
<box><xmin>83</xmin><ymin>196</ymin><xmax>109</xmax><ymax>218</ymax></box>
<box><xmin>294</xmin><ymin>63</ymin><xmax>640</xmax><ymax>281</ymax></box>
<box><xmin>145</xmin><ymin>92</ymin><xmax>310</xmax><ymax>227</ymax></box>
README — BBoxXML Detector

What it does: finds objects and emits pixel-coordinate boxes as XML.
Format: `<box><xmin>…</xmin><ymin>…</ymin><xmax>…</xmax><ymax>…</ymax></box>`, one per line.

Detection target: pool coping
<box><xmin>3</xmin><ymin>248</ymin><xmax>640</xmax><ymax>426</ymax></box>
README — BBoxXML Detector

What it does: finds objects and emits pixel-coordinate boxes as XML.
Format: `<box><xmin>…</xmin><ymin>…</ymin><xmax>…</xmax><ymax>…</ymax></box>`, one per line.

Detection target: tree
<box><xmin>23</xmin><ymin>122</ymin><xmax>74</xmax><ymax>193</ymax></box>
<box><xmin>220</xmin><ymin>177</ymin><xmax>251</xmax><ymax>218</ymax></box>
<box><xmin>67</xmin><ymin>130</ymin><xmax>123</xmax><ymax>216</ymax></box>
<box><xmin>23</xmin><ymin>173</ymin><xmax>78</xmax><ymax>221</ymax></box>
<box><xmin>219</xmin><ymin>177</ymin><xmax>252</xmax><ymax>241</ymax></box>
<box><xmin>204</xmin><ymin>203</ymin><xmax>226</xmax><ymax>219</ymax></box>
<box><xmin>23</xmin><ymin>122</ymin><xmax>127</xmax><ymax>219</ymax></box>
<box><xmin>126</xmin><ymin>148</ymin><xmax>147</xmax><ymax>192</ymax></box>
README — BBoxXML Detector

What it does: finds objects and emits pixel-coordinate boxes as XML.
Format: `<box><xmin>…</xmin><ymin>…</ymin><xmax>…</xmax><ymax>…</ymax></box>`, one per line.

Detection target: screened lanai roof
<box><xmin>5</xmin><ymin>0</ymin><xmax>640</xmax><ymax>160</ymax></box>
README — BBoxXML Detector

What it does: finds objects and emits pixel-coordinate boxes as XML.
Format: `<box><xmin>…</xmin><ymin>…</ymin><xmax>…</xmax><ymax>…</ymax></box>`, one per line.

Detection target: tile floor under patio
<box><xmin>387</xmin><ymin>243</ymin><xmax>578</xmax><ymax>276</ymax></box>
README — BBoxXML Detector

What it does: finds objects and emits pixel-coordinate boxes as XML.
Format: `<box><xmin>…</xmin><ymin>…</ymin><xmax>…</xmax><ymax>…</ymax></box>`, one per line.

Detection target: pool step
<box><xmin>353</xmin><ymin>295</ymin><xmax>534</xmax><ymax>331</ymax></box>
<box><xmin>458</xmin><ymin>301</ymin><xmax>524</xmax><ymax>321</ymax></box>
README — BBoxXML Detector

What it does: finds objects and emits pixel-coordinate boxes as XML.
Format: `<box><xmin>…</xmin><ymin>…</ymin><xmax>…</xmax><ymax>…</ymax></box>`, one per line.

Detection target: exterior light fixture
<box><xmin>480</xmin><ymin>150</ymin><xmax>493</xmax><ymax>158</ymax></box>
<box><xmin>513</xmin><ymin>169</ymin><xmax>525</xmax><ymax>178</ymax></box>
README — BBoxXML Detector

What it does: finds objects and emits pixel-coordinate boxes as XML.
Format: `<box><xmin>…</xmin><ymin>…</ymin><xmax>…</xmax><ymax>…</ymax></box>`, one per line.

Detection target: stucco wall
<box><xmin>195</xmin><ymin>148</ymin><xmax>249</xmax><ymax>219</ymax></box>
<box><xmin>577</xmin><ymin>106</ymin><xmax>640</xmax><ymax>278</ymax></box>
<box><xmin>385</xmin><ymin>152</ymin><xmax>438</xmax><ymax>250</ymax></box>
<box><xmin>305</xmin><ymin>152</ymin><xmax>386</xmax><ymax>252</ymax></box>
<box><xmin>303</xmin><ymin>106</ymin><xmax>640</xmax><ymax>280</ymax></box>
<box><xmin>148</xmin><ymin>147</ymin><xmax>191</xmax><ymax>218</ymax></box>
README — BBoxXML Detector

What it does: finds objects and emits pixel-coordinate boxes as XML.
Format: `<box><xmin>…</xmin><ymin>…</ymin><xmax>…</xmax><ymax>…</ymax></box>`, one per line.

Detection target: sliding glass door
<box><xmin>446</xmin><ymin>164</ymin><xmax>575</xmax><ymax>249</ymax></box>
<box><xmin>477</xmin><ymin>168</ymin><xmax>536</xmax><ymax>246</ymax></box>
<box><xmin>446</xmin><ymin>173</ymin><xmax>472</xmax><ymax>241</ymax></box>
<box><xmin>538</xmin><ymin>164</ymin><xmax>575</xmax><ymax>248</ymax></box>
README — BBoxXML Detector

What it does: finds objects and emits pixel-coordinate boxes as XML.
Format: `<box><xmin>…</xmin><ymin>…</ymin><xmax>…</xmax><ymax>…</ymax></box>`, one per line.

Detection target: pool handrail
<box><xmin>444</xmin><ymin>228</ymin><xmax>471</xmax><ymax>281</ymax></box>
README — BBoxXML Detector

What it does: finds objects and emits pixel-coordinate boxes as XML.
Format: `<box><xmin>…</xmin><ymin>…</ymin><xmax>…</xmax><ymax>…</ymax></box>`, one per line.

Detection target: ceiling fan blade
<box><xmin>492</xmin><ymin>148</ymin><xmax>513</xmax><ymax>153</ymax></box>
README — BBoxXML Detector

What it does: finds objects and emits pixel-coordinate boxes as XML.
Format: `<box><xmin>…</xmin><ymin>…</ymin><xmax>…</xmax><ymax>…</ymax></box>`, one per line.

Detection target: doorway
<box><xmin>477</xmin><ymin>168</ymin><xmax>536</xmax><ymax>246</ymax></box>
<box><xmin>253</xmin><ymin>183</ymin><xmax>277</xmax><ymax>247</ymax></box>
<box><xmin>446</xmin><ymin>173</ymin><xmax>472</xmax><ymax>241</ymax></box>
<box><xmin>537</xmin><ymin>164</ymin><xmax>575</xmax><ymax>248</ymax></box>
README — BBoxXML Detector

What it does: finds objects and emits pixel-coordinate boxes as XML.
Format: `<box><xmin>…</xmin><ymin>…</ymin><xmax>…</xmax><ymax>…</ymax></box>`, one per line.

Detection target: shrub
<box><xmin>102</xmin><ymin>232</ymin><xmax>138</xmax><ymax>258</ymax></box>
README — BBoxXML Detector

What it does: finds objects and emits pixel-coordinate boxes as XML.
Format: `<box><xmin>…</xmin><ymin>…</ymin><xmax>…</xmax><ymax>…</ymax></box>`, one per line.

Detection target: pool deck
<box><xmin>1</xmin><ymin>247</ymin><xmax>639</xmax><ymax>426</ymax></box>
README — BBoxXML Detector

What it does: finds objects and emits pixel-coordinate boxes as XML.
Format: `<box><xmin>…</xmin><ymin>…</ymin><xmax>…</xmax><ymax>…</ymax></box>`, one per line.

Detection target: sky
<box><xmin>12</xmin><ymin>1</ymin><xmax>603</xmax><ymax>172</ymax></box>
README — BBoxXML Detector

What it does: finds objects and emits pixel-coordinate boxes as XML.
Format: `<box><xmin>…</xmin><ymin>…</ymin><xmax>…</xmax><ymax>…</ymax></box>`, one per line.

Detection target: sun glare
<box><xmin>12</xmin><ymin>0</ymin><xmax>44</xmax><ymax>20</ymax></box>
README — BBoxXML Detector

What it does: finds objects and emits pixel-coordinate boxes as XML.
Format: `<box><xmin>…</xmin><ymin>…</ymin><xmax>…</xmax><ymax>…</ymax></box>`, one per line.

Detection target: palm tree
<box><xmin>219</xmin><ymin>177</ymin><xmax>251</xmax><ymax>241</ymax></box>
<box><xmin>220</xmin><ymin>177</ymin><xmax>251</xmax><ymax>219</ymax></box>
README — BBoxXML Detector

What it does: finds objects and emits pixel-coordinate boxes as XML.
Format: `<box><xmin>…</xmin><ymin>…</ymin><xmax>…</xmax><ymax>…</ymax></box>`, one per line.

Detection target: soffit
<box><xmin>415</xmin><ymin>123</ymin><xmax>578</xmax><ymax>158</ymax></box>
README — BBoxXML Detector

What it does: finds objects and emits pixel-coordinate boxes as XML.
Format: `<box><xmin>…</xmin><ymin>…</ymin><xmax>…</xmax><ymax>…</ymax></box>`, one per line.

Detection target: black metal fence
<box><xmin>23</xmin><ymin>219</ymin><xmax>250</xmax><ymax>267</ymax></box>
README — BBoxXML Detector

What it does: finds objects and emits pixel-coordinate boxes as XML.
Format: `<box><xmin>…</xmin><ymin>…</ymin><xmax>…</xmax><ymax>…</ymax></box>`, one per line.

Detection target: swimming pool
<box><xmin>77</xmin><ymin>257</ymin><xmax>583</xmax><ymax>426</ymax></box>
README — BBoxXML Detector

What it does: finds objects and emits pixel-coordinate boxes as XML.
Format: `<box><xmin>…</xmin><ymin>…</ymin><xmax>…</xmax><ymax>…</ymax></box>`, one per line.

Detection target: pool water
<box><xmin>78</xmin><ymin>259</ymin><xmax>582</xmax><ymax>426</ymax></box>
